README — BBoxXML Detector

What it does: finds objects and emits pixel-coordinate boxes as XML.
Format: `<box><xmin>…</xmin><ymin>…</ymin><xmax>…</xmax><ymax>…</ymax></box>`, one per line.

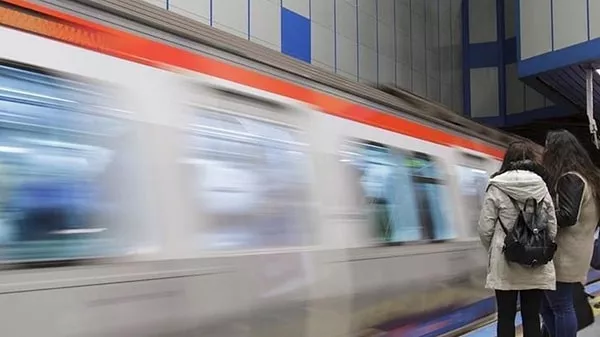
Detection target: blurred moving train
<box><xmin>0</xmin><ymin>0</ymin><xmax>558</xmax><ymax>336</ymax></box>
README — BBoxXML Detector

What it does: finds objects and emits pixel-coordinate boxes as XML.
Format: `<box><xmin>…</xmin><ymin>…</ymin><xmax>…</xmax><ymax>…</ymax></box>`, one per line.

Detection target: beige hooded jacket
<box><xmin>478</xmin><ymin>169</ymin><xmax>557</xmax><ymax>291</ymax></box>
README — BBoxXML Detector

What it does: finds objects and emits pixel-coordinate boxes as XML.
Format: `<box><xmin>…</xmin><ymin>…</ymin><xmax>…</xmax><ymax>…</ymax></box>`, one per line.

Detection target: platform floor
<box><xmin>580</xmin><ymin>320</ymin><xmax>600</xmax><ymax>337</ymax></box>
<box><xmin>463</xmin><ymin>282</ymin><xmax>600</xmax><ymax>337</ymax></box>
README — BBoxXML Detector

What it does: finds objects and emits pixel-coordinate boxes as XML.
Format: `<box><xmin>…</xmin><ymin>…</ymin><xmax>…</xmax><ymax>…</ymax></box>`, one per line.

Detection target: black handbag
<box><xmin>574</xmin><ymin>282</ymin><xmax>595</xmax><ymax>331</ymax></box>
<box><xmin>592</xmin><ymin>237</ymin><xmax>600</xmax><ymax>270</ymax></box>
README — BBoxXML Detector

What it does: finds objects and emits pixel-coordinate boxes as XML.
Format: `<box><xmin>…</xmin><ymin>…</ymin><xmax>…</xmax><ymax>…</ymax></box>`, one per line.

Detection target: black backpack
<box><xmin>496</xmin><ymin>192</ymin><xmax>557</xmax><ymax>267</ymax></box>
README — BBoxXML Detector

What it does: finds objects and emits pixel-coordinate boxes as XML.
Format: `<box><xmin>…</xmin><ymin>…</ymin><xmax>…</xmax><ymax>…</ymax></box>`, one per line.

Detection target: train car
<box><xmin>0</xmin><ymin>0</ymin><xmax>546</xmax><ymax>336</ymax></box>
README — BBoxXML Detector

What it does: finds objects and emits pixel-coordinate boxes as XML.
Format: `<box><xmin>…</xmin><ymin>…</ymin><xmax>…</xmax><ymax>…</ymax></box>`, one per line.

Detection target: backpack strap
<box><xmin>497</xmin><ymin>216</ymin><xmax>510</xmax><ymax>235</ymax></box>
<box><xmin>486</xmin><ymin>184</ymin><xmax>529</xmax><ymax>236</ymax></box>
<box><xmin>486</xmin><ymin>184</ymin><xmax>511</xmax><ymax>235</ymax></box>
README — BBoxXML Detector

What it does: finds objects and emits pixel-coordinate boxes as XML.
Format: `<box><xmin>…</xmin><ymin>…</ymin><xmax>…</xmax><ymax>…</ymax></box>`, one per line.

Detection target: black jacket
<box><xmin>554</xmin><ymin>173</ymin><xmax>585</xmax><ymax>228</ymax></box>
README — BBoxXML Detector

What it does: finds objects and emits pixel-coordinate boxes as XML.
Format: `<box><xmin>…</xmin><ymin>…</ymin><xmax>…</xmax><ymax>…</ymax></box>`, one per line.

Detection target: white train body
<box><xmin>0</xmin><ymin>1</ymin><xmax>513</xmax><ymax>336</ymax></box>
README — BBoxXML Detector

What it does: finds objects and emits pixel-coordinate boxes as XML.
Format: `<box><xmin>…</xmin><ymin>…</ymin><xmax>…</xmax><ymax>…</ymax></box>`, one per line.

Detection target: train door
<box><xmin>175</xmin><ymin>76</ymin><xmax>318</xmax><ymax>337</ymax></box>
<box><xmin>453</xmin><ymin>150</ymin><xmax>492</xmax><ymax>239</ymax></box>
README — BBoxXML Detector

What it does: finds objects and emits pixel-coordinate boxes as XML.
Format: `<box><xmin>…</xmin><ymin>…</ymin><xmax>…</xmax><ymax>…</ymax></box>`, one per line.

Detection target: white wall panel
<box><xmin>147</xmin><ymin>0</ymin><xmax>461</xmax><ymax>110</ymax></box>
<box><xmin>441</xmin><ymin>83</ymin><xmax>452</xmax><ymax>107</ymax></box>
<box><xmin>213</xmin><ymin>0</ymin><xmax>248</xmax><ymax>39</ymax></box>
<box><xmin>505</xmin><ymin>63</ymin><xmax>524</xmax><ymax>115</ymax></box>
<box><xmin>358</xmin><ymin>0</ymin><xmax>376</xmax><ymax>17</ymax></box>
<box><xmin>411</xmin><ymin>8</ymin><xmax>426</xmax><ymax>73</ymax></box>
<box><xmin>439</xmin><ymin>0</ymin><xmax>452</xmax><ymax>87</ymax></box>
<box><xmin>396</xmin><ymin>30</ymin><xmax>411</xmax><ymax>66</ymax></box>
<box><xmin>378</xmin><ymin>22</ymin><xmax>395</xmax><ymax>58</ymax></box>
<box><xmin>283</xmin><ymin>0</ymin><xmax>310</xmax><ymax>17</ymax></box>
<box><xmin>312</xmin><ymin>0</ymin><xmax>335</xmax><ymax>29</ymax></box>
<box><xmin>591</xmin><ymin>0</ymin><xmax>600</xmax><ymax>39</ymax></box>
<box><xmin>358</xmin><ymin>9</ymin><xmax>377</xmax><ymax>49</ymax></box>
<box><xmin>358</xmin><ymin>45</ymin><xmax>378</xmax><ymax>84</ymax></box>
<box><xmin>379</xmin><ymin>55</ymin><xmax>395</xmax><ymax>85</ymax></box>
<box><xmin>452</xmin><ymin>85</ymin><xmax>463</xmax><ymax>113</ymax></box>
<box><xmin>169</xmin><ymin>0</ymin><xmax>210</xmax><ymax>24</ymax></box>
<box><xmin>470</xmin><ymin>68</ymin><xmax>499</xmax><ymax>118</ymax></box>
<box><xmin>450</xmin><ymin>0</ymin><xmax>463</xmax><ymax>113</ymax></box>
<box><xmin>336</xmin><ymin>33</ymin><xmax>358</xmax><ymax>78</ymax></box>
<box><xmin>250</xmin><ymin>0</ymin><xmax>281</xmax><ymax>50</ymax></box>
<box><xmin>378</xmin><ymin>0</ymin><xmax>394</xmax><ymax>26</ymax></box>
<box><xmin>468</xmin><ymin>0</ymin><xmax>497</xmax><ymax>43</ymax></box>
<box><xmin>552</xmin><ymin>0</ymin><xmax>587</xmax><ymax>50</ymax></box>
<box><xmin>427</xmin><ymin>50</ymin><xmax>440</xmax><ymax>81</ymax></box>
<box><xmin>337</xmin><ymin>0</ymin><xmax>358</xmax><ymax>42</ymax></box>
<box><xmin>520</xmin><ymin>0</ymin><xmax>552</xmax><ymax>59</ymax></box>
<box><xmin>396</xmin><ymin>62</ymin><xmax>412</xmax><ymax>90</ymax></box>
<box><xmin>525</xmin><ymin>85</ymin><xmax>545</xmax><ymax>110</ymax></box>
<box><xmin>311</xmin><ymin>22</ymin><xmax>335</xmax><ymax>69</ymax></box>
<box><xmin>411</xmin><ymin>0</ymin><xmax>426</xmax><ymax>17</ymax></box>
<box><xmin>426</xmin><ymin>0</ymin><xmax>439</xmax><ymax>52</ymax></box>
<box><xmin>412</xmin><ymin>70</ymin><xmax>427</xmax><ymax>97</ymax></box>
<box><xmin>427</xmin><ymin>77</ymin><xmax>441</xmax><ymax>102</ymax></box>
<box><xmin>396</xmin><ymin>0</ymin><xmax>411</xmax><ymax>35</ymax></box>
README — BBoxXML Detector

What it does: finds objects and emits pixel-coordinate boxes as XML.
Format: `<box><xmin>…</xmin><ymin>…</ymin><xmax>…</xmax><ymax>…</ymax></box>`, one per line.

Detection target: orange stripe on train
<box><xmin>0</xmin><ymin>0</ymin><xmax>505</xmax><ymax>159</ymax></box>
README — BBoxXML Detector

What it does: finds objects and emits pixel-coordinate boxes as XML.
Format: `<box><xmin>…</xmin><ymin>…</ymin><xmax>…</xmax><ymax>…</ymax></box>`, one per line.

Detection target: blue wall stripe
<box><xmin>518</xmin><ymin>37</ymin><xmax>600</xmax><ymax>77</ymax></box>
<box><xmin>461</xmin><ymin>0</ymin><xmax>471</xmax><ymax>117</ymax></box>
<box><xmin>281</xmin><ymin>8</ymin><xmax>312</xmax><ymax>63</ymax></box>
<box><xmin>468</xmin><ymin>42</ymin><xmax>500</xmax><ymax>68</ymax></box>
<box><xmin>474</xmin><ymin>105</ymin><xmax>570</xmax><ymax>127</ymax></box>
<box><xmin>504</xmin><ymin>37</ymin><xmax>517</xmax><ymax>64</ymax></box>
<box><xmin>465</xmin><ymin>0</ymin><xmax>565</xmax><ymax>126</ymax></box>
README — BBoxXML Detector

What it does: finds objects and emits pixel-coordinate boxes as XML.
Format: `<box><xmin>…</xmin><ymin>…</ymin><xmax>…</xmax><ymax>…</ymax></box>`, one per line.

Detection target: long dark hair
<box><xmin>492</xmin><ymin>141</ymin><xmax>543</xmax><ymax>178</ymax></box>
<box><xmin>543</xmin><ymin>129</ymin><xmax>600</xmax><ymax>202</ymax></box>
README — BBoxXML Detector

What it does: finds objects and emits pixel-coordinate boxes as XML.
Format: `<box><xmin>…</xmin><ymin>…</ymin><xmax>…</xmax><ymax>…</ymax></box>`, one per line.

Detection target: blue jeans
<box><xmin>541</xmin><ymin>282</ymin><xmax>577</xmax><ymax>337</ymax></box>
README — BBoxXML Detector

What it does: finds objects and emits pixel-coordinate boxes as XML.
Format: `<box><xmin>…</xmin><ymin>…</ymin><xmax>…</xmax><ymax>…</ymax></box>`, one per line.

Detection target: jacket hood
<box><xmin>489</xmin><ymin>161</ymin><xmax>548</xmax><ymax>202</ymax></box>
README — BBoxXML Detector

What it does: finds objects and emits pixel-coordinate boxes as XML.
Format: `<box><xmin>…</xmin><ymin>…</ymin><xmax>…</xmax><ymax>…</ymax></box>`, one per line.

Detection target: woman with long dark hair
<box><xmin>479</xmin><ymin>141</ymin><xmax>557</xmax><ymax>337</ymax></box>
<box><xmin>541</xmin><ymin>130</ymin><xmax>600</xmax><ymax>337</ymax></box>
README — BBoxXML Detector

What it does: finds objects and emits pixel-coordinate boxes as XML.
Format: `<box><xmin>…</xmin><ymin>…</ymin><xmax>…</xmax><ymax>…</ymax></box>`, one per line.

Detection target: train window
<box><xmin>185</xmin><ymin>108</ymin><xmax>310</xmax><ymax>249</ymax></box>
<box><xmin>341</xmin><ymin>140</ymin><xmax>453</xmax><ymax>243</ymax></box>
<box><xmin>0</xmin><ymin>64</ymin><xmax>131</xmax><ymax>263</ymax></box>
<box><xmin>456</xmin><ymin>166</ymin><xmax>489</xmax><ymax>236</ymax></box>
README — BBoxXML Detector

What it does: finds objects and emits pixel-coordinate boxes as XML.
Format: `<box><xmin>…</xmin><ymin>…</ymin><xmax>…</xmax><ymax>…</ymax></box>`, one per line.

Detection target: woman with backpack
<box><xmin>541</xmin><ymin>130</ymin><xmax>600</xmax><ymax>337</ymax></box>
<box><xmin>478</xmin><ymin>141</ymin><xmax>557</xmax><ymax>337</ymax></box>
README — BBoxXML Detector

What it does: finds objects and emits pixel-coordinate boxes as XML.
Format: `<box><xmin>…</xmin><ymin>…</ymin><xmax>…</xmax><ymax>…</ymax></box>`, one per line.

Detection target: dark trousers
<box><xmin>496</xmin><ymin>289</ymin><xmax>543</xmax><ymax>337</ymax></box>
<box><xmin>541</xmin><ymin>282</ymin><xmax>578</xmax><ymax>337</ymax></box>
